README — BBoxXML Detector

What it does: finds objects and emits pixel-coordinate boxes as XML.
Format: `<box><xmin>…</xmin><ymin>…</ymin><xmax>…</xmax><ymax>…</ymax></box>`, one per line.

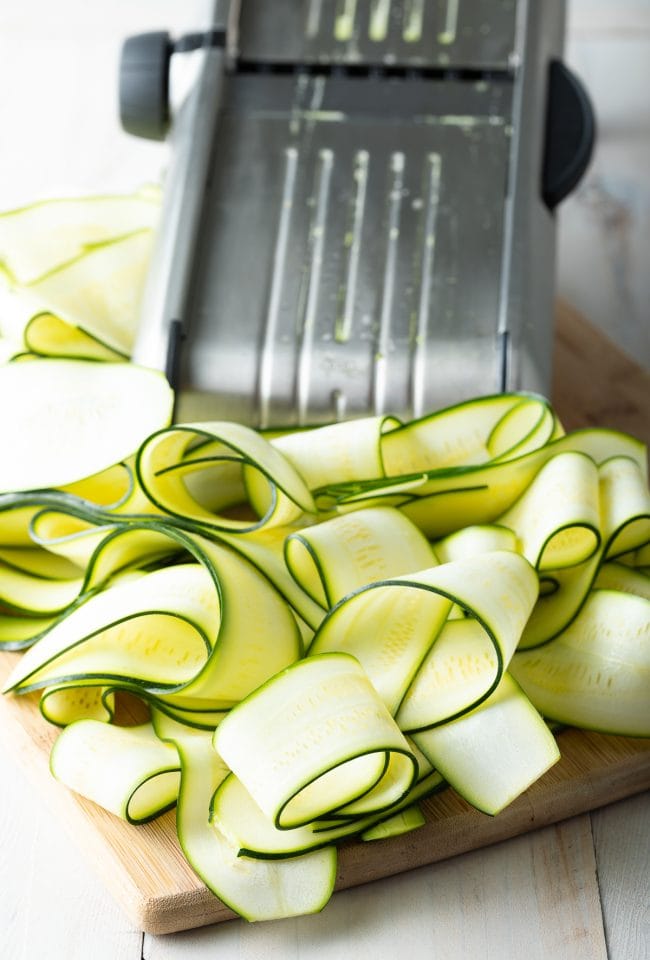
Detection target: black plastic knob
<box><xmin>542</xmin><ymin>60</ymin><xmax>596</xmax><ymax>210</ymax></box>
<box><xmin>119</xmin><ymin>31</ymin><xmax>171</xmax><ymax>141</ymax></box>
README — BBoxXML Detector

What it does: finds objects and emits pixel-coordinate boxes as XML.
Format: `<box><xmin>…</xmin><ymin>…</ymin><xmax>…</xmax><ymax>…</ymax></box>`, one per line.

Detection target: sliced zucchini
<box><xmin>0</xmin><ymin>192</ymin><xmax>159</xmax><ymax>284</ymax></box>
<box><xmin>136</xmin><ymin>422</ymin><xmax>315</xmax><ymax>532</ymax></box>
<box><xmin>361</xmin><ymin>804</ymin><xmax>426</xmax><ymax>841</ymax></box>
<box><xmin>433</xmin><ymin>524</ymin><xmax>518</xmax><ymax>563</ymax></box>
<box><xmin>0</xmin><ymin>371</ymin><xmax>646</xmax><ymax>925</ymax></box>
<box><xmin>272</xmin><ymin>416</ymin><xmax>398</xmax><ymax>489</ymax></box>
<box><xmin>0</xmin><ymin>360</ymin><xmax>173</xmax><ymax>493</ymax></box>
<box><xmin>0</xmin><ymin>612</ymin><xmax>56</xmax><ymax>650</ymax></box>
<box><xmin>594</xmin><ymin>562</ymin><xmax>650</xmax><ymax>599</ymax></box>
<box><xmin>498</xmin><ymin>452</ymin><xmax>600</xmax><ymax>570</ymax></box>
<box><xmin>311</xmin><ymin>550</ymin><xmax>538</xmax><ymax>720</ymax></box>
<box><xmin>599</xmin><ymin>456</ymin><xmax>650</xmax><ymax>558</ymax></box>
<box><xmin>214</xmin><ymin>653</ymin><xmax>417</xmax><ymax>830</ymax></box>
<box><xmin>413</xmin><ymin>673</ymin><xmax>560</xmax><ymax>815</ymax></box>
<box><xmin>40</xmin><ymin>683</ymin><xmax>116</xmax><ymax>725</ymax></box>
<box><xmin>211</xmin><ymin>760</ymin><xmax>443</xmax><ymax>860</ymax></box>
<box><xmin>512</xmin><ymin>590</ymin><xmax>650</xmax><ymax>737</ymax></box>
<box><xmin>154</xmin><ymin>714</ymin><xmax>338</xmax><ymax>921</ymax></box>
<box><xmin>50</xmin><ymin>719</ymin><xmax>179</xmax><ymax>823</ymax></box>
<box><xmin>517</xmin><ymin>552</ymin><xmax>601</xmax><ymax>650</ymax></box>
<box><xmin>0</xmin><ymin>546</ymin><xmax>82</xmax><ymax>580</ymax></box>
<box><xmin>330</xmin><ymin>425</ymin><xmax>647</xmax><ymax>539</ymax></box>
<box><xmin>25</xmin><ymin>231</ymin><xmax>153</xmax><ymax>355</ymax></box>
<box><xmin>285</xmin><ymin>506</ymin><xmax>437</xmax><ymax>609</ymax></box>
<box><xmin>24</xmin><ymin>313</ymin><xmax>126</xmax><ymax>361</ymax></box>
<box><xmin>381</xmin><ymin>394</ymin><xmax>556</xmax><ymax>475</ymax></box>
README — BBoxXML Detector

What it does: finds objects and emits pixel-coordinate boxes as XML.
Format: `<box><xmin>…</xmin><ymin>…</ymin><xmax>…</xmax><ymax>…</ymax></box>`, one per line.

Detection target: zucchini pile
<box><xmin>0</xmin><ymin>196</ymin><xmax>648</xmax><ymax>923</ymax></box>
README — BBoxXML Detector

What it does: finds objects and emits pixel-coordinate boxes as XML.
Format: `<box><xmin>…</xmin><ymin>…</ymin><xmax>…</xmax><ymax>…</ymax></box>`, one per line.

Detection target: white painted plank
<box><xmin>0</xmin><ymin>0</ymin><xmax>209</xmax><ymax>210</ymax></box>
<box><xmin>0</xmin><ymin>749</ymin><xmax>142</xmax><ymax>960</ymax></box>
<box><xmin>143</xmin><ymin>816</ymin><xmax>607</xmax><ymax>960</ymax></box>
<box><xmin>592</xmin><ymin>792</ymin><xmax>650</xmax><ymax>960</ymax></box>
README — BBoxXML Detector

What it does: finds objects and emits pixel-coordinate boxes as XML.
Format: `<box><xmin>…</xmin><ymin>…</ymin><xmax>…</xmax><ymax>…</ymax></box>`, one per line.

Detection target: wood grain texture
<box><xmin>553</xmin><ymin>299</ymin><xmax>650</xmax><ymax>446</ymax></box>
<box><xmin>0</xmin><ymin>746</ymin><xmax>143</xmax><ymax>960</ymax></box>
<box><xmin>143</xmin><ymin>816</ymin><xmax>607</xmax><ymax>960</ymax></box>
<box><xmin>592</xmin><ymin>791</ymin><xmax>650</xmax><ymax>960</ymax></box>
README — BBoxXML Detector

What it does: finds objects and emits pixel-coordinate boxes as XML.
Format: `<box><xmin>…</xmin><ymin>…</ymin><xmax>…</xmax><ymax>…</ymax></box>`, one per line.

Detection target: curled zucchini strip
<box><xmin>381</xmin><ymin>394</ymin><xmax>557</xmax><ymax>475</ymax></box>
<box><xmin>361</xmin><ymin>805</ymin><xmax>426</xmax><ymax>841</ymax></box>
<box><xmin>312</xmin><ymin>550</ymin><xmax>538</xmax><ymax>723</ymax></box>
<box><xmin>498</xmin><ymin>452</ymin><xmax>601</xmax><ymax>570</ymax></box>
<box><xmin>3</xmin><ymin>529</ymin><xmax>301</xmax><ymax>710</ymax></box>
<box><xmin>433</xmin><ymin>524</ymin><xmax>518</xmax><ymax>564</ymax></box>
<box><xmin>24</xmin><ymin>313</ymin><xmax>126</xmax><ymax>361</ymax></box>
<box><xmin>329</xmin><ymin>425</ymin><xmax>646</xmax><ymax>540</ymax></box>
<box><xmin>272</xmin><ymin>416</ymin><xmax>397</xmax><ymax>489</ymax></box>
<box><xmin>213</xmin><ymin>524</ymin><xmax>325</xmax><ymax>634</ymax></box>
<box><xmin>0</xmin><ymin>560</ymin><xmax>83</xmax><ymax>615</ymax></box>
<box><xmin>0</xmin><ymin>504</ymin><xmax>43</xmax><ymax>547</ymax></box>
<box><xmin>2</xmin><ymin>564</ymin><xmax>214</xmax><ymax>693</ymax></box>
<box><xmin>599</xmin><ymin>456</ymin><xmax>650</xmax><ymax>559</ymax></box>
<box><xmin>518</xmin><ymin>454</ymin><xmax>650</xmax><ymax>650</ymax></box>
<box><xmin>50</xmin><ymin>719</ymin><xmax>180</xmax><ymax>823</ymax></box>
<box><xmin>0</xmin><ymin>545</ymin><xmax>84</xmax><ymax>581</ymax></box>
<box><xmin>594</xmin><ymin>562</ymin><xmax>650</xmax><ymax>599</ymax></box>
<box><xmin>518</xmin><ymin>553</ymin><xmax>602</xmax><ymax>651</ymax></box>
<box><xmin>285</xmin><ymin>506</ymin><xmax>437</xmax><ymax>609</ymax></box>
<box><xmin>210</xmin><ymin>749</ymin><xmax>443</xmax><ymax>859</ymax></box>
<box><xmin>154</xmin><ymin>713</ymin><xmax>337</xmax><ymax>921</ymax></box>
<box><xmin>40</xmin><ymin>683</ymin><xmax>116</xmax><ymax>725</ymax></box>
<box><xmin>214</xmin><ymin>653</ymin><xmax>418</xmax><ymax>830</ymax></box>
<box><xmin>0</xmin><ymin>613</ymin><xmax>56</xmax><ymax>651</ymax></box>
<box><xmin>512</xmin><ymin>590</ymin><xmax>650</xmax><ymax>737</ymax></box>
<box><xmin>136</xmin><ymin>423</ymin><xmax>316</xmax><ymax>532</ymax></box>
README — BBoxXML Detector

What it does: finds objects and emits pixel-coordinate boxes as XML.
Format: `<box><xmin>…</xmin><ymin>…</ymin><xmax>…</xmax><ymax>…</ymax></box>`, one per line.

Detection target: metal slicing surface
<box><xmin>179</xmin><ymin>74</ymin><xmax>513</xmax><ymax>426</ymax></box>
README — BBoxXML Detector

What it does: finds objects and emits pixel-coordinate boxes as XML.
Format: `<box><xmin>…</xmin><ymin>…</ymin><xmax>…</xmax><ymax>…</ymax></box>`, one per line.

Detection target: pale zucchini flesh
<box><xmin>0</xmin><ymin>360</ymin><xmax>173</xmax><ymax>493</ymax></box>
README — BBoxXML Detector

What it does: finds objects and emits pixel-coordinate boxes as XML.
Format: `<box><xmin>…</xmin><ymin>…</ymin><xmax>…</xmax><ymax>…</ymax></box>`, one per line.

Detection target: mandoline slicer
<box><xmin>119</xmin><ymin>0</ymin><xmax>594</xmax><ymax>427</ymax></box>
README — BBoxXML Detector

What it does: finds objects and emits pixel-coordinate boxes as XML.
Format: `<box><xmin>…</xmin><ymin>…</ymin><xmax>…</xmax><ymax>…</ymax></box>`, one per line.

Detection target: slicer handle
<box><xmin>542</xmin><ymin>59</ymin><xmax>596</xmax><ymax>210</ymax></box>
<box><xmin>119</xmin><ymin>31</ymin><xmax>171</xmax><ymax>141</ymax></box>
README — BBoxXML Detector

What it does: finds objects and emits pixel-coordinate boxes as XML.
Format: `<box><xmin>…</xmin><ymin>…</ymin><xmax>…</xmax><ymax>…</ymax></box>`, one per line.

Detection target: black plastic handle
<box><xmin>542</xmin><ymin>59</ymin><xmax>596</xmax><ymax>210</ymax></box>
<box><xmin>119</xmin><ymin>31</ymin><xmax>171</xmax><ymax>141</ymax></box>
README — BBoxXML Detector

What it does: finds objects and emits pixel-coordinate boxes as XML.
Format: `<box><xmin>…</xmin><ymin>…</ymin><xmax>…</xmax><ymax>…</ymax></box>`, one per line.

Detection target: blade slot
<box><xmin>336</xmin><ymin>149</ymin><xmax>370</xmax><ymax>345</ymax></box>
<box><xmin>296</xmin><ymin>147</ymin><xmax>335</xmax><ymax>423</ymax></box>
<box><xmin>257</xmin><ymin>147</ymin><xmax>299</xmax><ymax>428</ymax></box>
<box><xmin>411</xmin><ymin>152</ymin><xmax>442</xmax><ymax>418</ymax></box>
<box><xmin>373</xmin><ymin>150</ymin><xmax>405</xmax><ymax>415</ymax></box>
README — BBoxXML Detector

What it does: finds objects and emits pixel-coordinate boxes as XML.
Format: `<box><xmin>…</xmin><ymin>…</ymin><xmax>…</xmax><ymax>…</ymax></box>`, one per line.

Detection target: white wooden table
<box><xmin>0</xmin><ymin>3</ymin><xmax>648</xmax><ymax>957</ymax></box>
<box><xmin>1</xmin><ymin>742</ymin><xmax>648</xmax><ymax>960</ymax></box>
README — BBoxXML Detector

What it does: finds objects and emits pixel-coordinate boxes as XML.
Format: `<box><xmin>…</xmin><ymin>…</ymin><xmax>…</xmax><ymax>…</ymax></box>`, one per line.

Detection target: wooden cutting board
<box><xmin>0</xmin><ymin>302</ymin><xmax>648</xmax><ymax>935</ymax></box>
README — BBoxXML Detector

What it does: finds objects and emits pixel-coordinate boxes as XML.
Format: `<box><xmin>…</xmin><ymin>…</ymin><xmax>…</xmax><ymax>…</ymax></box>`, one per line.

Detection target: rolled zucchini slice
<box><xmin>214</xmin><ymin>653</ymin><xmax>418</xmax><ymax>831</ymax></box>
<box><xmin>50</xmin><ymin>719</ymin><xmax>180</xmax><ymax>823</ymax></box>
<box><xmin>154</xmin><ymin>714</ymin><xmax>337</xmax><ymax>921</ymax></box>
